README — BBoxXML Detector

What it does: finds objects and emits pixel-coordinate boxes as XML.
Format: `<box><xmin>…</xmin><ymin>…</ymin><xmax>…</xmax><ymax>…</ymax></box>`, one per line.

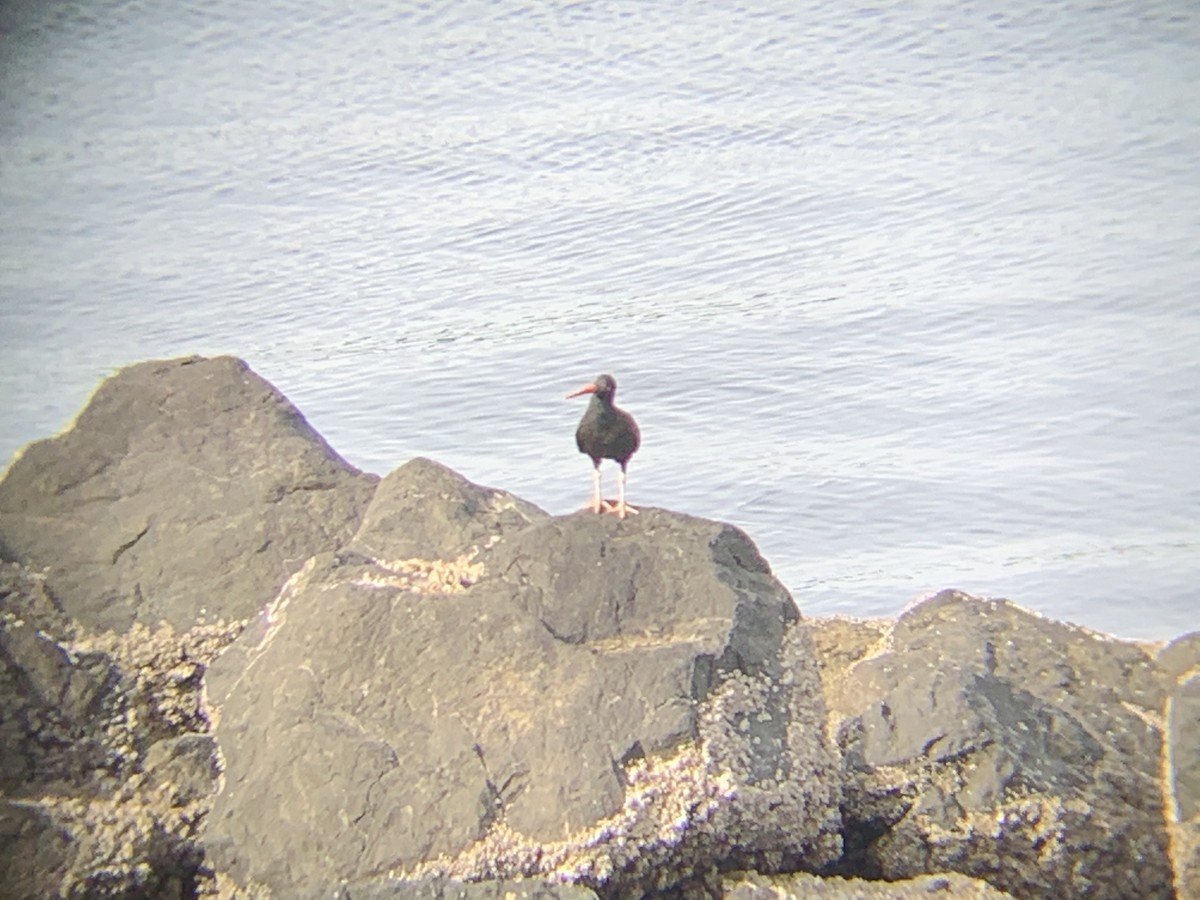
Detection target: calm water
<box><xmin>2</xmin><ymin>0</ymin><xmax>1198</xmax><ymax>640</ymax></box>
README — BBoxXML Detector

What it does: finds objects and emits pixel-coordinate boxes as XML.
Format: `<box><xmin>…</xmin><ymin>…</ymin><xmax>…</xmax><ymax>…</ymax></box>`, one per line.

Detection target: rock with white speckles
<box><xmin>312</xmin><ymin>875</ymin><xmax>599</xmax><ymax>900</ymax></box>
<box><xmin>723</xmin><ymin>869</ymin><xmax>1013</xmax><ymax>898</ymax></box>
<box><xmin>0</xmin><ymin>562</ymin><xmax>240</xmax><ymax>896</ymax></box>
<box><xmin>815</xmin><ymin>590</ymin><xmax>1174</xmax><ymax>899</ymax></box>
<box><xmin>203</xmin><ymin>461</ymin><xmax>844</xmax><ymax>896</ymax></box>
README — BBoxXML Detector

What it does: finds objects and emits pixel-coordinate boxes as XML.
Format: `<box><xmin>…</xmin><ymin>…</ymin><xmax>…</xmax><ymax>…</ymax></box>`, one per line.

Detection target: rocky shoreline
<box><xmin>0</xmin><ymin>356</ymin><xmax>1196</xmax><ymax>899</ymax></box>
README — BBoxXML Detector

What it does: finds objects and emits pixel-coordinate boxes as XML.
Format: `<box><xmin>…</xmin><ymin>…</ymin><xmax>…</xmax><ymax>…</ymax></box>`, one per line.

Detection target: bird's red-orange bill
<box><xmin>565</xmin><ymin>382</ymin><xmax>598</xmax><ymax>399</ymax></box>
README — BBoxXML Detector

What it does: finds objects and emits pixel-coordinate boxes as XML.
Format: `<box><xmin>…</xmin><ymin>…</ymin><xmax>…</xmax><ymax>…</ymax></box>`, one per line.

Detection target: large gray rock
<box><xmin>204</xmin><ymin>459</ymin><xmax>843</xmax><ymax>896</ymax></box>
<box><xmin>818</xmin><ymin>590</ymin><xmax>1173</xmax><ymax>899</ymax></box>
<box><xmin>1160</xmin><ymin>632</ymin><xmax>1200</xmax><ymax>898</ymax></box>
<box><xmin>1169</xmin><ymin>676</ymin><xmax>1200</xmax><ymax>820</ymax></box>
<box><xmin>0</xmin><ymin>355</ymin><xmax>377</xmax><ymax>632</ymax></box>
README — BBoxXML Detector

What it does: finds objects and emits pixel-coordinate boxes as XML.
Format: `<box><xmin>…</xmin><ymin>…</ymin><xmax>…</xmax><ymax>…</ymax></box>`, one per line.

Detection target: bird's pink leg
<box><xmin>613</xmin><ymin>468</ymin><xmax>638</xmax><ymax>518</ymax></box>
<box><xmin>590</xmin><ymin>467</ymin><xmax>603</xmax><ymax>514</ymax></box>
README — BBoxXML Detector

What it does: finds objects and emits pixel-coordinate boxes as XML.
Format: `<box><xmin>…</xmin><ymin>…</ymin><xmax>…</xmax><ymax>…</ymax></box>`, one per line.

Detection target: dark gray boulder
<box><xmin>0</xmin><ymin>560</ymin><xmax>239</xmax><ymax>896</ymax></box>
<box><xmin>144</xmin><ymin>733</ymin><xmax>221</xmax><ymax>806</ymax></box>
<box><xmin>0</xmin><ymin>800</ymin><xmax>73</xmax><ymax>900</ymax></box>
<box><xmin>818</xmin><ymin>590</ymin><xmax>1174</xmax><ymax>899</ymax></box>
<box><xmin>0</xmin><ymin>563</ymin><xmax>118</xmax><ymax>796</ymax></box>
<box><xmin>0</xmin><ymin>355</ymin><xmax>378</xmax><ymax>632</ymax></box>
<box><xmin>204</xmin><ymin>459</ymin><xmax>843</xmax><ymax>896</ymax></box>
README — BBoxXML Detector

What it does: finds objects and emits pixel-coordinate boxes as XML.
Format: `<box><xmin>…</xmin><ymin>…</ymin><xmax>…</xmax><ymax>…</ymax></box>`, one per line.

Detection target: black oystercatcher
<box><xmin>566</xmin><ymin>373</ymin><xmax>641</xmax><ymax>519</ymax></box>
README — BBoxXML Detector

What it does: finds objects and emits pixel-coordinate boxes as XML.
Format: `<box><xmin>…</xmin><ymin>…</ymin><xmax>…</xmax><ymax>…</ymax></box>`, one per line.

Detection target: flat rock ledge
<box><xmin>0</xmin><ymin>356</ymin><xmax>1195</xmax><ymax>900</ymax></box>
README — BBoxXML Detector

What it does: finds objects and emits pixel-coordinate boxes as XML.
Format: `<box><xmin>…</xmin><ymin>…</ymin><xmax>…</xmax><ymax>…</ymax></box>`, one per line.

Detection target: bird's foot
<box><xmin>599</xmin><ymin>499</ymin><xmax>638</xmax><ymax>518</ymax></box>
<box><xmin>580</xmin><ymin>500</ymin><xmax>638</xmax><ymax>518</ymax></box>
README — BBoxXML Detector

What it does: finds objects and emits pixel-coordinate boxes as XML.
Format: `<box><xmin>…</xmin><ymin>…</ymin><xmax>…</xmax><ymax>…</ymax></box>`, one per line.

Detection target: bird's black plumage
<box><xmin>573</xmin><ymin>374</ymin><xmax>640</xmax><ymax>469</ymax></box>
<box><xmin>566</xmin><ymin>373</ymin><xmax>641</xmax><ymax>517</ymax></box>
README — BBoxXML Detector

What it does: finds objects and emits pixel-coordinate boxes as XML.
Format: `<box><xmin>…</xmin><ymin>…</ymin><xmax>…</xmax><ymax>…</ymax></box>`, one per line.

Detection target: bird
<box><xmin>566</xmin><ymin>373</ymin><xmax>641</xmax><ymax>519</ymax></box>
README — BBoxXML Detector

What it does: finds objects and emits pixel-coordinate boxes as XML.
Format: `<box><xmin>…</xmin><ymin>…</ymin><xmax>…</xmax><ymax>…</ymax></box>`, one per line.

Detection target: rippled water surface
<box><xmin>2</xmin><ymin>0</ymin><xmax>1198</xmax><ymax>639</ymax></box>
